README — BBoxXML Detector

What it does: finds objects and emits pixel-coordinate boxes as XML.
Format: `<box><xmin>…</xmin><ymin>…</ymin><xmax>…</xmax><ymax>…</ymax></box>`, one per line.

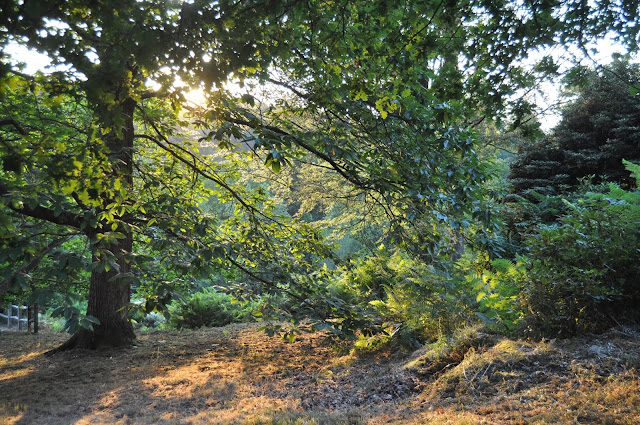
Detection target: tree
<box><xmin>1</xmin><ymin>0</ymin><xmax>638</xmax><ymax>350</ymax></box>
<box><xmin>509</xmin><ymin>59</ymin><xmax>640</xmax><ymax>194</ymax></box>
<box><xmin>1</xmin><ymin>0</ymin><xmax>284</xmax><ymax>349</ymax></box>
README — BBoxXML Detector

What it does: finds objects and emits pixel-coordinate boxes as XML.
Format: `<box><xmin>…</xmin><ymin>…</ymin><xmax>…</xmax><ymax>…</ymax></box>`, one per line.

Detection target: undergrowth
<box><xmin>168</xmin><ymin>287</ymin><xmax>261</xmax><ymax>329</ymax></box>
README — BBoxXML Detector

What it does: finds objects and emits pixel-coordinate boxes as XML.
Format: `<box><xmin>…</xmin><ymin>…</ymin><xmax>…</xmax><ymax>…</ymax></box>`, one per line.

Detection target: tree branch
<box><xmin>226</xmin><ymin>116</ymin><xmax>367</xmax><ymax>189</ymax></box>
<box><xmin>0</xmin><ymin>119</ymin><xmax>27</xmax><ymax>135</ymax></box>
<box><xmin>0</xmin><ymin>234</ymin><xmax>76</xmax><ymax>297</ymax></box>
<box><xmin>0</xmin><ymin>182</ymin><xmax>83</xmax><ymax>229</ymax></box>
<box><xmin>133</xmin><ymin>130</ymin><xmax>263</xmax><ymax>218</ymax></box>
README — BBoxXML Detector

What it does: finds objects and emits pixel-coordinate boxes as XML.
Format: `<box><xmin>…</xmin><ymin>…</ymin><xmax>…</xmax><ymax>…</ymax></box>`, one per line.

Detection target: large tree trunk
<box><xmin>85</xmin><ymin>247</ymin><xmax>136</xmax><ymax>347</ymax></box>
<box><xmin>51</xmin><ymin>250</ymin><xmax>136</xmax><ymax>352</ymax></box>
<box><xmin>48</xmin><ymin>94</ymin><xmax>138</xmax><ymax>354</ymax></box>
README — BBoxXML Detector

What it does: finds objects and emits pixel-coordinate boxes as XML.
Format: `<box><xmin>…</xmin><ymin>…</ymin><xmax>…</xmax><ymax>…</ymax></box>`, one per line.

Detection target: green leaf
<box><xmin>84</xmin><ymin>315</ymin><xmax>101</xmax><ymax>325</ymax></box>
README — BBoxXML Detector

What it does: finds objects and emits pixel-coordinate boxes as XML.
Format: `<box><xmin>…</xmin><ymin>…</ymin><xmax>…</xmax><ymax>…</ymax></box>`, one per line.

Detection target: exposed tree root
<box><xmin>45</xmin><ymin>326</ymin><xmax>136</xmax><ymax>356</ymax></box>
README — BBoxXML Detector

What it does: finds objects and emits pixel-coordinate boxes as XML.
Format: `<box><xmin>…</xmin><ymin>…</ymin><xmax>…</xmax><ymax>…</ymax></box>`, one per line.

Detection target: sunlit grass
<box><xmin>0</xmin><ymin>404</ymin><xmax>25</xmax><ymax>425</ymax></box>
<box><xmin>0</xmin><ymin>349</ymin><xmax>47</xmax><ymax>384</ymax></box>
<box><xmin>0</xmin><ymin>366</ymin><xmax>34</xmax><ymax>383</ymax></box>
<box><xmin>239</xmin><ymin>408</ymin><xmax>364</xmax><ymax>425</ymax></box>
<box><xmin>0</xmin><ymin>324</ymin><xmax>638</xmax><ymax>425</ymax></box>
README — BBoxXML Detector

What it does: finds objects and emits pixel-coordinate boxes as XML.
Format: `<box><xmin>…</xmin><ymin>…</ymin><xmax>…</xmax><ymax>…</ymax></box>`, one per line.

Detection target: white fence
<box><xmin>0</xmin><ymin>304</ymin><xmax>39</xmax><ymax>332</ymax></box>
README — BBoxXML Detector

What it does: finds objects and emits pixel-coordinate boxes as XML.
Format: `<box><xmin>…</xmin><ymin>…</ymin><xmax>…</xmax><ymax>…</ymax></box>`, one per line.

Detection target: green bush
<box><xmin>138</xmin><ymin>312</ymin><xmax>167</xmax><ymax>330</ymax></box>
<box><xmin>516</xmin><ymin>163</ymin><xmax>640</xmax><ymax>336</ymax></box>
<box><xmin>472</xmin><ymin>161</ymin><xmax>640</xmax><ymax>337</ymax></box>
<box><xmin>168</xmin><ymin>288</ymin><xmax>259</xmax><ymax>329</ymax></box>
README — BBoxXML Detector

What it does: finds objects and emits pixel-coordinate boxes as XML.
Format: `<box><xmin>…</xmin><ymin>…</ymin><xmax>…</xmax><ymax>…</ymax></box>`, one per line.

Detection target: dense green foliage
<box><xmin>497</xmin><ymin>62</ymin><xmax>640</xmax><ymax>336</ymax></box>
<box><xmin>328</xmin><ymin>247</ymin><xmax>475</xmax><ymax>347</ymax></box>
<box><xmin>520</xmin><ymin>172</ymin><xmax>640</xmax><ymax>336</ymax></box>
<box><xmin>1</xmin><ymin>1</ymin><xmax>639</xmax><ymax>348</ymax></box>
<box><xmin>476</xmin><ymin>161</ymin><xmax>640</xmax><ymax>337</ymax></box>
<box><xmin>167</xmin><ymin>288</ymin><xmax>259</xmax><ymax>329</ymax></box>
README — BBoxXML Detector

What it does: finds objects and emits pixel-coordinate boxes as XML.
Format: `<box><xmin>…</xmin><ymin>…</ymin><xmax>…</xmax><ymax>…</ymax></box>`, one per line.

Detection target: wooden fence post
<box><xmin>34</xmin><ymin>303</ymin><xmax>39</xmax><ymax>334</ymax></box>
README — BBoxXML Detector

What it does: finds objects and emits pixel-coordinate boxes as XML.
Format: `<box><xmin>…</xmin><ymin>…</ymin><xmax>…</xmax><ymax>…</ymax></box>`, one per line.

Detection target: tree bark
<box><xmin>85</xmin><ymin>247</ymin><xmax>136</xmax><ymax>346</ymax></box>
<box><xmin>34</xmin><ymin>302</ymin><xmax>39</xmax><ymax>334</ymax></box>
<box><xmin>52</xmin><ymin>249</ymin><xmax>136</xmax><ymax>351</ymax></box>
<box><xmin>48</xmin><ymin>95</ymin><xmax>138</xmax><ymax>354</ymax></box>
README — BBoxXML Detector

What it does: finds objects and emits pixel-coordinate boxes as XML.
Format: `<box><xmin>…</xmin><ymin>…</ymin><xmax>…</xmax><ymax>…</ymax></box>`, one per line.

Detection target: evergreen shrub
<box><xmin>509</xmin><ymin>60</ymin><xmax>640</xmax><ymax>193</ymax></box>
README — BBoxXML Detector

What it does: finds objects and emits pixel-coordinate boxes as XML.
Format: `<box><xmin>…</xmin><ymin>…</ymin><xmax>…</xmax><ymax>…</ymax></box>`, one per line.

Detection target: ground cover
<box><xmin>0</xmin><ymin>323</ymin><xmax>638</xmax><ymax>424</ymax></box>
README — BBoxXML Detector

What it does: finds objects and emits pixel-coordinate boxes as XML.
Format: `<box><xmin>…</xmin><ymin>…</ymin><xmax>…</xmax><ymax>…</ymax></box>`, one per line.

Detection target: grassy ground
<box><xmin>0</xmin><ymin>322</ymin><xmax>638</xmax><ymax>424</ymax></box>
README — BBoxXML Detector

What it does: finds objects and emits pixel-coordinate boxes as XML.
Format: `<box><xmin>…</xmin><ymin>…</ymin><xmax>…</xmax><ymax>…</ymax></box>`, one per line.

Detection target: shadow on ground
<box><xmin>1</xmin><ymin>324</ymin><xmax>639</xmax><ymax>425</ymax></box>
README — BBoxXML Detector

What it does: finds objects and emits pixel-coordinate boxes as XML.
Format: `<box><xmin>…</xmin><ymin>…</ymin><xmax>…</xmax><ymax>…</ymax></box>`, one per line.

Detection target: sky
<box><xmin>3</xmin><ymin>42</ymin><xmax>53</xmax><ymax>74</ymax></box>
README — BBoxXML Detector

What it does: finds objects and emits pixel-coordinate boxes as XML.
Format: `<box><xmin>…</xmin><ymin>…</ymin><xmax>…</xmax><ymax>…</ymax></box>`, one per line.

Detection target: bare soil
<box><xmin>1</xmin><ymin>323</ymin><xmax>639</xmax><ymax>424</ymax></box>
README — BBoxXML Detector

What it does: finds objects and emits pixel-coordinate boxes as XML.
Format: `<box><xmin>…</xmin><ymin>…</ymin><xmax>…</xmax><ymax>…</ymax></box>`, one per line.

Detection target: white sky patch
<box><xmin>2</xmin><ymin>42</ymin><xmax>53</xmax><ymax>74</ymax></box>
<box><xmin>184</xmin><ymin>88</ymin><xmax>207</xmax><ymax>105</ymax></box>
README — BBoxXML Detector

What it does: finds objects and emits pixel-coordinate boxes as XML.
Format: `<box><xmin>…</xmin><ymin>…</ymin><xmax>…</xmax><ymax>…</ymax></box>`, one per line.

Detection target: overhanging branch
<box><xmin>0</xmin><ymin>182</ymin><xmax>83</xmax><ymax>229</ymax></box>
<box><xmin>0</xmin><ymin>234</ymin><xmax>76</xmax><ymax>297</ymax></box>
<box><xmin>226</xmin><ymin>116</ymin><xmax>368</xmax><ymax>189</ymax></box>
<box><xmin>133</xmin><ymin>130</ymin><xmax>263</xmax><ymax>218</ymax></box>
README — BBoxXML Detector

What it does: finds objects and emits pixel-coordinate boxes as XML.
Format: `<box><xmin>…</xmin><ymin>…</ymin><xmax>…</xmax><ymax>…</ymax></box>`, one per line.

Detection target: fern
<box><xmin>471</xmin><ymin>257</ymin><xmax>526</xmax><ymax>332</ymax></box>
<box><xmin>623</xmin><ymin>159</ymin><xmax>640</xmax><ymax>185</ymax></box>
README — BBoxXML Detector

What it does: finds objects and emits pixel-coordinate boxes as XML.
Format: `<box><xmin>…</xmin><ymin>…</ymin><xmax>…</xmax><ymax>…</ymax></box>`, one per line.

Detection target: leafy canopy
<box><xmin>1</xmin><ymin>0</ymin><xmax>638</xmax><ymax>336</ymax></box>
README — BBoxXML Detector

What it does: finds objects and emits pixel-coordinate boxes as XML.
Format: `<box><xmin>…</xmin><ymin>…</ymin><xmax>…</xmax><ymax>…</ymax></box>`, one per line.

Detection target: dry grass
<box><xmin>0</xmin><ymin>323</ymin><xmax>639</xmax><ymax>424</ymax></box>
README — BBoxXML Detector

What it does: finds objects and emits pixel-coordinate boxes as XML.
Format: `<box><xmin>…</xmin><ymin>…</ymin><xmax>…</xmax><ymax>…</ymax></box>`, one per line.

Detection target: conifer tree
<box><xmin>510</xmin><ymin>60</ymin><xmax>640</xmax><ymax>193</ymax></box>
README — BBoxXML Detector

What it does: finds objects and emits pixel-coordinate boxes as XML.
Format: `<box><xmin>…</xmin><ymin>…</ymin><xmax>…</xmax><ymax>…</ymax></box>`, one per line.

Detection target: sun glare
<box><xmin>184</xmin><ymin>88</ymin><xmax>207</xmax><ymax>107</ymax></box>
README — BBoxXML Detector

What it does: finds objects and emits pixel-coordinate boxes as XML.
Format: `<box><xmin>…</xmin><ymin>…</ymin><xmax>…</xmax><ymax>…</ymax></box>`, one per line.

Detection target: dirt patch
<box><xmin>1</xmin><ymin>324</ymin><xmax>639</xmax><ymax>424</ymax></box>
